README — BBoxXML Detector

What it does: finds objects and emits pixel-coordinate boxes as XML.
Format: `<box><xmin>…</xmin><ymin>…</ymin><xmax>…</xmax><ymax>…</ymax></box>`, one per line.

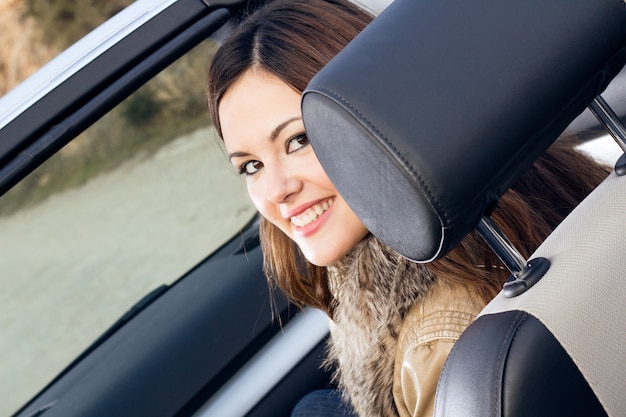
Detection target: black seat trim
<box><xmin>434</xmin><ymin>311</ymin><xmax>607</xmax><ymax>417</ymax></box>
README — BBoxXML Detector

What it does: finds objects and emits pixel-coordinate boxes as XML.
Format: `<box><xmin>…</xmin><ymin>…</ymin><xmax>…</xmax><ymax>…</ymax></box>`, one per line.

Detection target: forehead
<box><xmin>219</xmin><ymin>69</ymin><xmax>302</xmax><ymax>144</ymax></box>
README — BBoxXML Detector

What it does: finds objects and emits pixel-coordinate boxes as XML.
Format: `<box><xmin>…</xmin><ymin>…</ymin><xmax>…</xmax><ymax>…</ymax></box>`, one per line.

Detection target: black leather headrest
<box><xmin>302</xmin><ymin>0</ymin><xmax>626</xmax><ymax>262</ymax></box>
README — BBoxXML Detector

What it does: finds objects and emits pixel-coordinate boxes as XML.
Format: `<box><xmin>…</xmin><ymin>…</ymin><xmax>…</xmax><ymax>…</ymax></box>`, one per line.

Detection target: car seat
<box><xmin>301</xmin><ymin>0</ymin><xmax>626</xmax><ymax>415</ymax></box>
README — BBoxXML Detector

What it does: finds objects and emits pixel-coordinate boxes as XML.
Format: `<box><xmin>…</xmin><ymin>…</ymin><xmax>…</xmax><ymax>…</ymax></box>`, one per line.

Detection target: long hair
<box><xmin>208</xmin><ymin>0</ymin><xmax>610</xmax><ymax>317</ymax></box>
<box><xmin>430</xmin><ymin>139</ymin><xmax>610</xmax><ymax>304</ymax></box>
<box><xmin>208</xmin><ymin>0</ymin><xmax>372</xmax><ymax>315</ymax></box>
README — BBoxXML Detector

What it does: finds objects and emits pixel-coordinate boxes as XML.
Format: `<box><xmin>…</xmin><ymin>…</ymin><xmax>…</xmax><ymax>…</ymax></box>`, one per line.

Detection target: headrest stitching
<box><xmin>313</xmin><ymin>87</ymin><xmax>451</xmax><ymax>224</ymax></box>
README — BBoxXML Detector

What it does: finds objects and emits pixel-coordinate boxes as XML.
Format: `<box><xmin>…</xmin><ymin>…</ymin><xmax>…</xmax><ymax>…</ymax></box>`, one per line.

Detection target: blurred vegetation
<box><xmin>23</xmin><ymin>0</ymin><xmax>133</xmax><ymax>49</ymax></box>
<box><xmin>1</xmin><ymin>2</ymin><xmax>219</xmax><ymax>216</ymax></box>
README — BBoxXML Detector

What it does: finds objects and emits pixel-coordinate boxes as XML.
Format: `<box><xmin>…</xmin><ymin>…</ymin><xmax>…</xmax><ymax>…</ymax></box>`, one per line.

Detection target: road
<box><xmin>0</xmin><ymin>127</ymin><xmax>254</xmax><ymax>416</ymax></box>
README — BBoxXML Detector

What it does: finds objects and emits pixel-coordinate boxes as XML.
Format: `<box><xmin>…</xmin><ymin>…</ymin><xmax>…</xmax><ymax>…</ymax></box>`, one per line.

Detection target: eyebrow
<box><xmin>270</xmin><ymin>116</ymin><xmax>302</xmax><ymax>141</ymax></box>
<box><xmin>228</xmin><ymin>116</ymin><xmax>302</xmax><ymax>161</ymax></box>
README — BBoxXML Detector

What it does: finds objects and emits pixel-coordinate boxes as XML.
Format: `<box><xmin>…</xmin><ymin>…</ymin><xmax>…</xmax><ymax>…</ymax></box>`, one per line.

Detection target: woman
<box><xmin>207</xmin><ymin>1</ymin><xmax>609</xmax><ymax>416</ymax></box>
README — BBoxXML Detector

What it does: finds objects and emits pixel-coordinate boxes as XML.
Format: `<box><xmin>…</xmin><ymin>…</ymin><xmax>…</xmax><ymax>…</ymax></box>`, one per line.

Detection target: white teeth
<box><xmin>291</xmin><ymin>198</ymin><xmax>334</xmax><ymax>227</ymax></box>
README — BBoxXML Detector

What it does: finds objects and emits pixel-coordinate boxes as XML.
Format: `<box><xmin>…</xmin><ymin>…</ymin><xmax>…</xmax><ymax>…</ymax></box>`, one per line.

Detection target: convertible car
<box><xmin>1</xmin><ymin>0</ymin><xmax>625</xmax><ymax>416</ymax></box>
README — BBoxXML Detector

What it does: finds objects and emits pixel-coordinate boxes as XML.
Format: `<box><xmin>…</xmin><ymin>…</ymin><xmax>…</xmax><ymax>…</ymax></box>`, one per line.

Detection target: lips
<box><xmin>290</xmin><ymin>198</ymin><xmax>334</xmax><ymax>227</ymax></box>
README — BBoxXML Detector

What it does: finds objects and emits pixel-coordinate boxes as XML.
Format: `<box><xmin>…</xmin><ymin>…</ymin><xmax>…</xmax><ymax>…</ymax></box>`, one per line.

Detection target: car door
<box><xmin>1</xmin><ymin>1</ymin><xmax>332</xmax><ymax>416</ymax></box>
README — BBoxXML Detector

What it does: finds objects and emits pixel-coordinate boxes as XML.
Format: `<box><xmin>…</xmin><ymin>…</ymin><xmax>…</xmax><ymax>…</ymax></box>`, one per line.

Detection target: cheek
<box><xmin>246</xmin><ymin>181</ymin><xmax>280</xmax><ymax>223</ymax></box>
<box><xmin>245</xmin><ymin>182</ymin><xmax>266</xmax><ymax>214</ymax></box>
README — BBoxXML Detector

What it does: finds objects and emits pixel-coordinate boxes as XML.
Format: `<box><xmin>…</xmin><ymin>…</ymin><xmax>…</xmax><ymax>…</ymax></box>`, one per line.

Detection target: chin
<box><xmin>300</xmin><ymin>234</ymin><xmax>370</xmax><ymax>266</ymax></box>
<box><xmin>301</xmin><ymin>248</ymin><xmax>346</xmax><ymax>267</ymax></box>
<box><xmin>303</xmin><ymin>254</ymin><xmax>333</xmax><ymax>267</ymax></box>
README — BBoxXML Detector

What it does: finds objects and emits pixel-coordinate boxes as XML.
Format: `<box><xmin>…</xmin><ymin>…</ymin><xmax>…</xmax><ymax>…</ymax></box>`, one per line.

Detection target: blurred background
<box><xmin>0</xmin><ymin>2</ymin><xmax>254</xmax><ymax>415</ymax></box>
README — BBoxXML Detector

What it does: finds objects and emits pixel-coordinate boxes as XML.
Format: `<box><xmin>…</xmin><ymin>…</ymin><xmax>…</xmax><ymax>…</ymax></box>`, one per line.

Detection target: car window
<box><xmin>0</xmin><ymin>38</ymin><xmax>255</xmax><ymax>416</ymax></box>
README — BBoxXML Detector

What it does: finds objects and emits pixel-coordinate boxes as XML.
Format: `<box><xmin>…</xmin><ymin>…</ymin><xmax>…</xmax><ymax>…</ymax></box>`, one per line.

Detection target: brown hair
<box><xmin>208</xmin><ymin>0</ymin><xmax>610</xmax><ymax>316</ymax></box>
<box><xmin>431</xmin><ymin>139</ymin><xmax>610</xmax><ymax>304</ymax></box>
<box><xmin>208</xmin><ymin>0</ymin><xmax>372</xmax><ymax>315</ymax></box>
<box><xmin>208</xmin><ymin>0</ymin><xmax>373</xmax><ymax>135</ymax></box>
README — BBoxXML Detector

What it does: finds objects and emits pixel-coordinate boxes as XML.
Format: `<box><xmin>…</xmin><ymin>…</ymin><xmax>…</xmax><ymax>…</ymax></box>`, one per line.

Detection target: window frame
<box><xmin>2</xmin><ymin>2</ymin><xmax>332</xmax><ymax>416</ymax></box>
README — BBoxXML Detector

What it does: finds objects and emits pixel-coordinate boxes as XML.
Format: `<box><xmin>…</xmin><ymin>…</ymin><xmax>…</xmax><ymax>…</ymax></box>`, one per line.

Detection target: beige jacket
<box><xmin>393</xmin><ymin>282</ymin><xmax>484</xmax><ymax>417</ymax></box>
<box><xmin>326</xmin><ymin>235</ymin><xmax>485</xmax><ymax>417</ymax></box>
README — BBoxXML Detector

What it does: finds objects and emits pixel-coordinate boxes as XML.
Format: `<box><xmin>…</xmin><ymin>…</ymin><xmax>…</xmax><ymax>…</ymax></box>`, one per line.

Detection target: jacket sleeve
<box><xmin>394</xmin><ymin>338</ymin><xmax>457</xmax><ymax>417</ymax></box>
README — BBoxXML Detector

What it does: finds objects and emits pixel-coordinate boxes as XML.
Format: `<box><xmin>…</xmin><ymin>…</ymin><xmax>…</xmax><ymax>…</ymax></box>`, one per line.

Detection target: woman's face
<box><xmin>219</xmin><ymin>68</ymin><xmax>368</xmax><ymax>266</ymax></box>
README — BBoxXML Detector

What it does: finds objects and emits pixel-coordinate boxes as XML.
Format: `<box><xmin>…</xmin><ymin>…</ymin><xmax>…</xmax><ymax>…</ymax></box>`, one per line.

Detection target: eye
<box><xmin>238</xmin><ymin>160</ymin><xmax>263</xmax><ymax>176</ymax></box>
<box><xmin>286</xmin><ymin>133</ymin><xmax>309</xmax><ymax>154</ymax></box>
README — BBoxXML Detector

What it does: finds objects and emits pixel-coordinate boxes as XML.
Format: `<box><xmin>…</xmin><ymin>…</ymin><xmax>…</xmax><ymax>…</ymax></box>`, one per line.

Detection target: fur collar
<box><xmin>326</xmin><ymin>234</ymin><xmax>436</xmax><ymax>416</ymax></box>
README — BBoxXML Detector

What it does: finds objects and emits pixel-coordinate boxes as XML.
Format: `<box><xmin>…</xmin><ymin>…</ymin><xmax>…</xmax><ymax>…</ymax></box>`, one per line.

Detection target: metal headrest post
<box><xmin>476</xmin><ymin>217</ymin><xmax>551</xmax><ymax>298</ymax></box>
<box><xmin>588</xmin><ymin>95</ymin><xmax>626</xmax><ymax>175</ymax></box>
<box><xmin>480</xmin><ymin>92</ymin><xmax>626</xmax><ymax>296</ymax></box>
<box><xmin>476</xmin><ymin>217</ymin><xmax>526</xmax><ymax>275</ymax></box>
<box><xmin>475</xmin><ymin>92</ymin><xmax>626</xmax><ymax>297</ymax></box>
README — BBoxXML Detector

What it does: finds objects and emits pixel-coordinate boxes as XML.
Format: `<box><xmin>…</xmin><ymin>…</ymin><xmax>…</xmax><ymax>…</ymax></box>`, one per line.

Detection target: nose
<box><xmin>264</xmin><ymin>163</ymin><xmax>302</xmax><ymax>204</ymax></box>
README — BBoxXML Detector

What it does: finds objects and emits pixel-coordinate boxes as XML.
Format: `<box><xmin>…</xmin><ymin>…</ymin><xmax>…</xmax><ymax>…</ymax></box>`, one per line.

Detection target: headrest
<box><xmin>302</xmin><ymin>0</ymin><xmax>626</xmax><ymax>262</ymax></box>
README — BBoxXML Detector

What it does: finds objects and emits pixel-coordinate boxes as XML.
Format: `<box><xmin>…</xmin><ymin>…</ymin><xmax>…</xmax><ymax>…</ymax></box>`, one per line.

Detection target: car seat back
<box><xmin>302</xmin><ymin>0</ymin><xmax>626</xmax><ymax>415</ymax></box>
<box><xmin>435</xmin><ymin>171</ymin><xmax>626</xmax><ymax>417</ymax></box>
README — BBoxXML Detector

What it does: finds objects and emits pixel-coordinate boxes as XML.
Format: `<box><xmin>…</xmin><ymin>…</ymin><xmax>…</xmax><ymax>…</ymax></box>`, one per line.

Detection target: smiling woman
<box><xmin>219</xmin><ymin>69</ymin><xmax>368</xmax><ymax>267</ymax></box>
<box><xmin>207</xmin><ymin>1</ymin><xmax>612</xmax><ymax>416</ymax></box>
<box><xmin>1</xmin><ymin>1</ymin><xmax>396</xmax><ymax>416</ymax></box>
<box><xmin>2</xmin><ymin>0</ymin><xmax>622</xmax><ymax>415</ymax></box>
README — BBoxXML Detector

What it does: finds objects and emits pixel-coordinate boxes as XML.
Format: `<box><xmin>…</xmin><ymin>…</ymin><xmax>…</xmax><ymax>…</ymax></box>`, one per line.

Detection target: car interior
<box><xmin>302</xmin><ymin>0</ymin><xmax>626</xmax><ymax>415</ymax></box>
<box><xmin>3</xmin><ymin>0</ymin><xmax>626</xmax><ymax>416</ymax></box>
<box><xmin>2</xmin><ymin>1</ymin><xmax>334</xmax><ymax>417</ymax></box>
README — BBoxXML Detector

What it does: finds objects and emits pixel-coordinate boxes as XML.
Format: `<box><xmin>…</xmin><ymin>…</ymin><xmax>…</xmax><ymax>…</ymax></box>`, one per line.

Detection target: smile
<box><xmin>290</xmin><ymin>198</ymin><xmax>335</xmax><ymax>227</ymax></box>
